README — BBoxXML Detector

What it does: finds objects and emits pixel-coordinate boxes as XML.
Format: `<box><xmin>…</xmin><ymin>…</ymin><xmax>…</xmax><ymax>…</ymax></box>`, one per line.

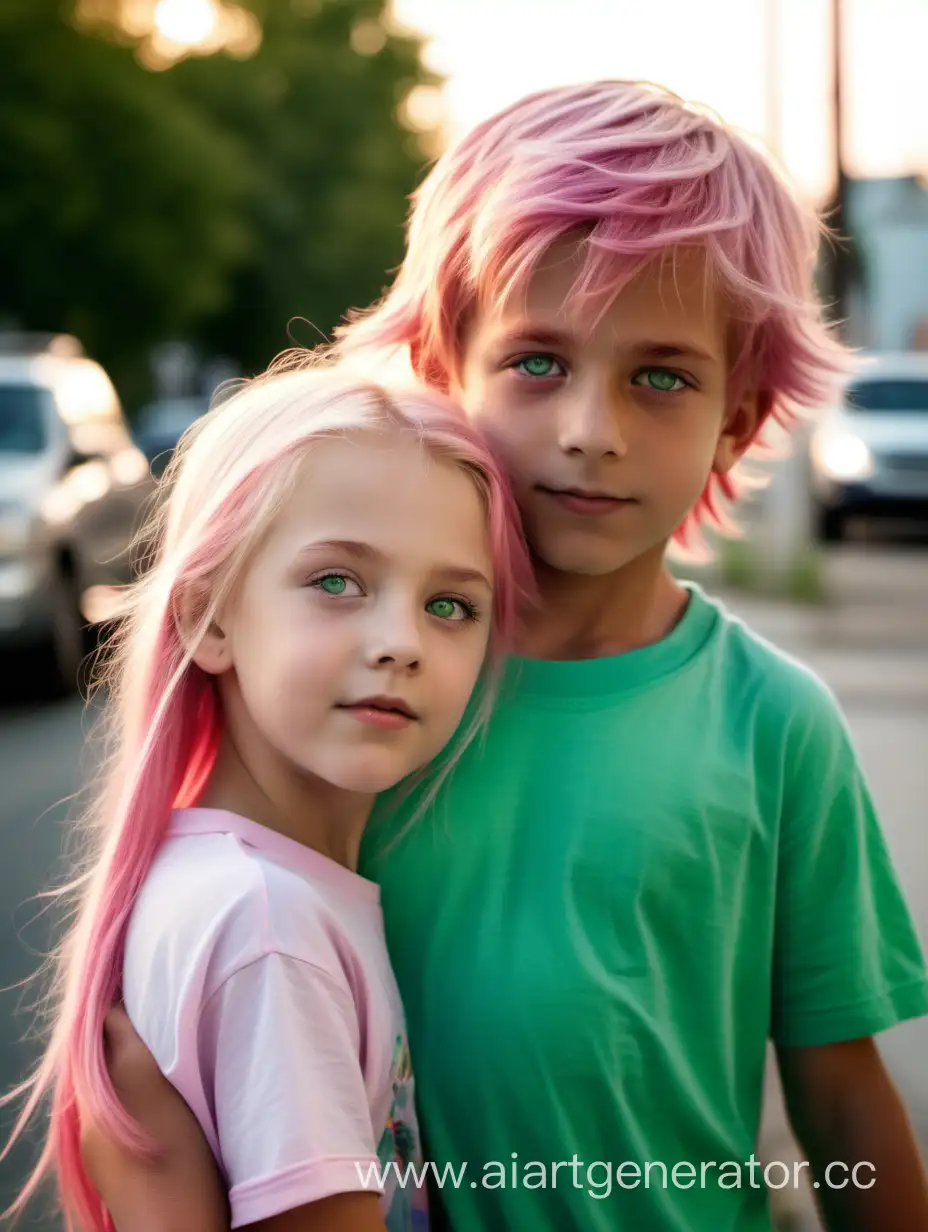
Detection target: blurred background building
<box><xmin>848</xmin><ymin>176</ymin><xmax>928</xmax><ymax>350</ymax></box>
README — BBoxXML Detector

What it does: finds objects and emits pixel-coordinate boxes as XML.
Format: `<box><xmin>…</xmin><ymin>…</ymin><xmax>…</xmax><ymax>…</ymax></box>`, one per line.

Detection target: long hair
<box><xmin>335</xmin><ymin>79</ymin><xmax>855</xmax><ymax>545</ymax></box>
<box><xmin>1</xmin><ymin>355</ymin><xmax>534</xmax><ymax>1232</ymax></box>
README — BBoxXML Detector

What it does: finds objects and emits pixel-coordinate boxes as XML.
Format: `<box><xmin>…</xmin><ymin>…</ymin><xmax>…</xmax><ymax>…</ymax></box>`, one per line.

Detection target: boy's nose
<box><xmin>558</xmin><ymin>393</ymin><xmax>628</xmax><ymax>459</ymax></box>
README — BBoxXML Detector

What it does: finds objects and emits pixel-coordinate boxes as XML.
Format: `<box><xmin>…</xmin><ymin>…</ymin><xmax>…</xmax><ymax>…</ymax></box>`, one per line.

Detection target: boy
<box><xmin>82</xmin><ymin>81</ymin><xmax>928</xmax><ymax>1230</ymax></box>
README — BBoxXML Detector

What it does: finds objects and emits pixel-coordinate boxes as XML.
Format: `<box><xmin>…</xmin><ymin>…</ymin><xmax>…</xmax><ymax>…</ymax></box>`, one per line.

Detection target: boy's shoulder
<box><xmin>688</xmin><ymin>586</ymin><xmax>870</xmax><ymax>806</ymax></box>
<box><xmin>703</xmin><ymin>587</ymin><xmax>848</xmax><ymax>736</ymax></box>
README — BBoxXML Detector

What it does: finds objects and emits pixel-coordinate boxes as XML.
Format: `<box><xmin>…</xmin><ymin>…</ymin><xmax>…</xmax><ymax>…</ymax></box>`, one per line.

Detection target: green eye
<box><xmin>426</xmin><ymin>596</ymin><xmax>471</xmax><ymax>621</ymax></box>
<box><xmin>516</xmin><ymin>355</ymin><xmax>560</xmax><ymax>378</ymax></box>
<box><xmin>426</xmin><ymin>597</ymin><xmax>457</xmax><ymax>619</ymax></box>
<box><xmin>317</xmin><ymin>575</ymin><xmax>348</xmax><ymax>595</ymax></box>
<box><xmin>312</xmin><ymin>574</ymin><xmax>363</xmax><ymax>598</ymax></box>
<box><xmin>635</xmin><ymin>369</ymin><xmax>686</xmax><ymax>393</ymax></box>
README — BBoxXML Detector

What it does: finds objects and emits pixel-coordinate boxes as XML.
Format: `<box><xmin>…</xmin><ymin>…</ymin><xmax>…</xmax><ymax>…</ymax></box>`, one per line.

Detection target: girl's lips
<box><xmin>337</xmin><ymin>695</ymin><xmax>419</xmax><ymax>731</ymax></box>
<box><xmin>342</xmin><ymin>706</ymin><xmax>413</xmax><ymax>731</ymax></box>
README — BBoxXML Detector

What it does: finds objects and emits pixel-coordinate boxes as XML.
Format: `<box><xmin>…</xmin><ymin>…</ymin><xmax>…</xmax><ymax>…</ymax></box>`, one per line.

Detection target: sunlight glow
<box><xmin>153</xmin><ymin>0</ymin><xmax>217</xmax><ymax>48</ymax></box>
<box><xmin>392</xmin><ymin>0</ymin><xmax>928</xmax><ymax>203</ymax></box>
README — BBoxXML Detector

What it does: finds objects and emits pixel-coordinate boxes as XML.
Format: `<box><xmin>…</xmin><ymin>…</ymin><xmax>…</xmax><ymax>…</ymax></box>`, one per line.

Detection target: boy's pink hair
<box><xmin>1</xmin><ymin>358</ymin><xmax>533</xmax><ymax>1232</ymax></box>
<box><xmin>336</xmin><ymin>79</ymin><xmax>854</xmax><ymax>545</ymax></box>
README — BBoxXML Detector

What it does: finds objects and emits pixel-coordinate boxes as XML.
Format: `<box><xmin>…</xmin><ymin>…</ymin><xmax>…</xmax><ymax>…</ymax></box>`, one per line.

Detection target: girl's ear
<box><xmin>174</xmin><ymin>588</ymin><xmax>233</xmax><ymax>676</ymax></box>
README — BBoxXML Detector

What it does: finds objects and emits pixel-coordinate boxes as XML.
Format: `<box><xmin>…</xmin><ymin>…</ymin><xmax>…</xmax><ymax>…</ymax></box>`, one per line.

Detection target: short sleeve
<box><xmin>771</xmin><ymin>685</ymin><xmax>928</xmax><ymax>1047</ymax></box>
<box><xmin>199</xmin><ymin>952</ymin><xmax>384</xmax><ymax>1228</ymax></box>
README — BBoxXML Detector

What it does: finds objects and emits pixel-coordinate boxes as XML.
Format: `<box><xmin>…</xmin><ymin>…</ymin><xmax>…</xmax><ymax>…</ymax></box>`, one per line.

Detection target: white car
<box><xmin>810</xmin><ymin>351</ymin><xmax>928</xmax><ymax>541</ymax></box>
<box><xmin>0</xmin><ymin>334</ymin><xmax>153</xmax><ymax>696</ymax></box>
<box><xmin>134</xmin><ymin>395</ymin><xmax>209</xmax><ymax>476</ymax></box>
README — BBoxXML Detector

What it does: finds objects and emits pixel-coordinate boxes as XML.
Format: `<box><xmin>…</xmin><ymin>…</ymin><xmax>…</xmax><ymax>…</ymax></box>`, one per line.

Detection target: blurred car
<box><xmin>0</xmin><ymin>333</ymin><xmax>153</xmax><ymax>695</ymax></box>
<box><xmin>810</xmin><ymin>352</ymin><xmax>928</xmax><ymax>541</ymax></box>
<box><xmin>134</xmin><ymin>396</ymin><xmax>208</xmax><ymax>476</ymax></box>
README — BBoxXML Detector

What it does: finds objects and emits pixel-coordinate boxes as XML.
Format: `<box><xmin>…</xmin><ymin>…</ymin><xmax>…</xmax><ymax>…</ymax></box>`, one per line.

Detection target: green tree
<box><xmin>171</xmin><ymin>0</ymin><xmax>435</xmax><ymax>373</ymax></box>
<box><xmin>0</xmin><ymin>0</ymin><xmax>254</xmax><ymax>403</ymax></box>
<box><xmin>0</xmin><ymin>0</ymin><xmax>437</xmax><ymax>405</ymax></box>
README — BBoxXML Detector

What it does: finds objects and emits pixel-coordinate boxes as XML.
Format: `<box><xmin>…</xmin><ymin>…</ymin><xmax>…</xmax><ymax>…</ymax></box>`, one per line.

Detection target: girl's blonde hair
<box><xmin>2</xmin><ymin>354</ymin><xmax>534</xmax><ymax>1232</ymax></box>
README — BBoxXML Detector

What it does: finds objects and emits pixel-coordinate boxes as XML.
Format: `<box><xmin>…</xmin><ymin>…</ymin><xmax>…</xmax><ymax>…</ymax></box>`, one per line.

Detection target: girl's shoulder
<box><xmin>124</xmin><ymin>819</ymin><xmax>373</xmax><ymax>1018</ymax></box>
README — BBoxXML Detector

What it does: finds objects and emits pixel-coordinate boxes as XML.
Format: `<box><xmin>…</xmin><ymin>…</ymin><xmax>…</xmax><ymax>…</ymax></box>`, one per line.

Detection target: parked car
<box><xmin>133</xmin><ymin>395</ymin><xmax>209</xmax><ymax>476</ymax></box>
<box><xmin>810</xmin><ymin>351</ymin><xmax>928</xmax><ymax>541</ymax></box>
<box><xmin>0</xmin><ymin>334</ymin><xmax>153</xmax><ymax>695</ymax></box>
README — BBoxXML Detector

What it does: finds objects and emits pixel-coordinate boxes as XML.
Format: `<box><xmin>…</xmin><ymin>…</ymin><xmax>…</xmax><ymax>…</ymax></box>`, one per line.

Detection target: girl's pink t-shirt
<box><xmin>122</xmin><ymin>807</ymin><xmax>429</xmax><ymax>1230</ymax></box>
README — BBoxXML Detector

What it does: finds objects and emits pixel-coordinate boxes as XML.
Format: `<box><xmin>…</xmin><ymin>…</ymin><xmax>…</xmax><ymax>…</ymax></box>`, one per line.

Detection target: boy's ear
<box><xmin>713</xmin><ymin>388</ymin><xmax>771</xmax><ymax>475</ymax></box>
<box><xmin>174</xmin><ymin>589</ymin><xmax>233</xmax><ymax>676</ymax></box>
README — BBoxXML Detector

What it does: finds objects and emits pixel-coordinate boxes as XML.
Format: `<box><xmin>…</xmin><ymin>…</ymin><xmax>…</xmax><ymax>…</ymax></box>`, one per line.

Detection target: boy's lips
<box><xmin>536</xmin><ymin>485</ymin><xmax>637</xmax><ymax>517</ymax></box>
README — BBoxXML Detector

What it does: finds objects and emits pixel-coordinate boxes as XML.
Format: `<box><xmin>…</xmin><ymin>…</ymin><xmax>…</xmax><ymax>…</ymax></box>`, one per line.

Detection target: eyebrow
<box><xmin>631</xmin><ymin>341</ymin><xmax>717</xmax><ymax>364</ymax></box>
<box><xmin>492</xmin><ymin>326</ymin><xmax>573</xmax><ymax>352</ymax></box>
<box><xmin>492</xmin><ymin>324</ymin><xmax>717</xmax><ymax>364</ymax></box>
<box><xmin>298</xmin><ymin>539</ymin><xmax>492</xmax><ymax>589</ymax></box>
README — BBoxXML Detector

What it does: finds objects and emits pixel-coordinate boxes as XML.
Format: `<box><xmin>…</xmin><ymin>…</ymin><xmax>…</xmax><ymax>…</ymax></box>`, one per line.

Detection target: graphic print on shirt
<box><xmin>377</xmin><ymin>1034</ymin><xmax>429</xmax><ymax>1231</ymax></box>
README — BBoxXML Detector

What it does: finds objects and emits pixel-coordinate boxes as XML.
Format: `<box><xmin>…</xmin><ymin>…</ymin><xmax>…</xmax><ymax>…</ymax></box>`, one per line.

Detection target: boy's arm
<box><xmin>85</xmin><ymin>1008</ymin><xmax>389</xmax><ymax>1232</ymax></box>
<box><xmin>81</xmin><ymin>1006</ymin><xmax>230</xmax><ymax>1232</ymax></box>
<box><xmin>777</xmin><ymin>1036</ymin><xmax>928</xmax><ymax>1230</ymax></box>
<box><xmin>246</xmin><ymin>1194</ymin><xmax>387</xmax><ymax>1231</ymax></box>
<box><xmin>770</xmin><ymin>673</ymin><xmax>928</xmax><ymax>1230</ymax></box>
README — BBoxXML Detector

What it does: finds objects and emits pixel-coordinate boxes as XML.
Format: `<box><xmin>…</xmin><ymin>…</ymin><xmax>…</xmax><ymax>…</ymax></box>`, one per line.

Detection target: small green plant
<box><xmin>786</xmin><ymin>544</ymin><xmax>827</xmax><ymax>604</ymax></box>
<box><xmin>720</xmin><ymin>537</ymin><xmax>755</xmax><ymax>591</ymax></box>
<box><xmin>718</xmin><ymin>537</ymin><xmax>828</xmax><ymax>605</ymax></box>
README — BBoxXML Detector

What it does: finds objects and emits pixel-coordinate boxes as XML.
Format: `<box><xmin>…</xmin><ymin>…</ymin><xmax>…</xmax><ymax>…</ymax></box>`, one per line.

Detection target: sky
<box><xmin>392</xmin><ymin>0</ymin><xmax>928</xmax><ymax>203</ymax></box>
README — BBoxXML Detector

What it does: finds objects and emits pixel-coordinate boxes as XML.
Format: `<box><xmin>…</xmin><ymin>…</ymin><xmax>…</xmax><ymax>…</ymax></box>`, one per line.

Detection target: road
<box><xmin>0</xmin><ymin>544</ymin><xmax>925</xmax><ymax>1229</ymax></box>
<box><xmin>0</xmin><ymin>692</ymin><xmax>99</xmax><ymax>1228</ymax></box>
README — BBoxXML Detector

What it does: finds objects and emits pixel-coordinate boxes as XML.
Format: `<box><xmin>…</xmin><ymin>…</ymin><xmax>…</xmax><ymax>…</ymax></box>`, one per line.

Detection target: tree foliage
<box><xmin>0</xmin><ymin>0</ymin><xmax>435</xmax><ymax>405</ymax></box>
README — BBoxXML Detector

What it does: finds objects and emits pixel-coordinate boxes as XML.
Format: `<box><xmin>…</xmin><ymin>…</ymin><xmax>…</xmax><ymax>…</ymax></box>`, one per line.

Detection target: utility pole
<box><xmin>766</xmin><ymin>0</ymin><xmax>781</xmax><ymax>160</ymax></box>
<box><xmin>752</xmin><ymin>0</ymin><xmax>816</xmax><ymax>595</ymax></box>
<box><xmin>825</xmin><ymin>0</ymin><xmax>852</xmax><ymax>334</ymax></box>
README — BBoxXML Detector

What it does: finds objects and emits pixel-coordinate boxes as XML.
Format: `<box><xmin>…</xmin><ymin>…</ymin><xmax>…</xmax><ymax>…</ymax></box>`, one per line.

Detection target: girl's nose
<box><xmin>365</xmin><ymin>609</ymin><xmax>423</xmax><ymax>673</ymax></box>
<box><xmin>371</xmin><ymin>647</ymin><xmax>421</xmax><ymax>672</ymax></box>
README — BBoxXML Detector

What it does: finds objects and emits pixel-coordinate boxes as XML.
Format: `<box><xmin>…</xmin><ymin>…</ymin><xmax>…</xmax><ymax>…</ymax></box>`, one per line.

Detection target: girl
<box><xmin>3</xmin><ymin>357</ymin><xmax>533</xmax><ymax>1232</ymax></box>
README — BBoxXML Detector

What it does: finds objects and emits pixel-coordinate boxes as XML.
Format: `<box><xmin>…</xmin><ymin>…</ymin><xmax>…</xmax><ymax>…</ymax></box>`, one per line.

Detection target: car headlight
<box><xmin>0</xmin><ymin>503</ymin><xmax>33</xmax><ymax>556</ymax></box>
<box><xmin>811</xmin><ymin>431</ymin><xmax>874</xmax><ymax>482</ymax></box>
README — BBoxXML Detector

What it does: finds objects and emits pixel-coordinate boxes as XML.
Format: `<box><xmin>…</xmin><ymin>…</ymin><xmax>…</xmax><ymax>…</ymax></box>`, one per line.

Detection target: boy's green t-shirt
<box><xmin>358</xmin><ymin>585</ymin><xmax>928</xmax><ymax>1231</ymax></box>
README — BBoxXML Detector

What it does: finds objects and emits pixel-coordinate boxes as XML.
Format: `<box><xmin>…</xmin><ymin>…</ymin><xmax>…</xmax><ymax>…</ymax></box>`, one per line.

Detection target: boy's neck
<box><xmin>517</xmin><ymin>546</ymin><xmax>689</xmax><ymax>661</ymax></box>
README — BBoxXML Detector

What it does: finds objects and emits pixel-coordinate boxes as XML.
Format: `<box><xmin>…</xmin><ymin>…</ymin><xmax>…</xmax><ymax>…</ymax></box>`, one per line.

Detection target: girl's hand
<box><xmin>80</xmin><ymin>1004</ymin><xmax>230</xmax><ymax>1232</ymax></box>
